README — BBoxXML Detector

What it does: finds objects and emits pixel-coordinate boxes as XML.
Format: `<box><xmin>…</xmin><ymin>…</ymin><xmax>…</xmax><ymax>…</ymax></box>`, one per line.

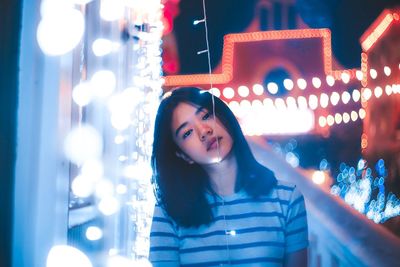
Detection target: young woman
<box><xmin>149</xmin><ymin>87</ymin><xmax>308</xmax><ymax>266</ymax></box>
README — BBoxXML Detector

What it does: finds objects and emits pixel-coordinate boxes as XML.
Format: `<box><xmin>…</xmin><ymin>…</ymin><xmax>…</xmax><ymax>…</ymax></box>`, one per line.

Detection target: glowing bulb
<box><xmin>374</xmin><ymin>86</ymin><xmax>383</xmax><ymax>98</ymax></box>
<box><xmin>312</xmin><ymin>77</ymin><xmax>321</xmax><ymax>88</ymax></box>
<box><xmin>327</xmin><ymin>115</ymin><xmax>334</xmax><ymax>126</ymax></box>
<box><xmin>341</xmin><ymin>91</ymin><xmax>351</xmax><ymax>104</ymax></box>
<box><xmin>100</xmin><ymin>0</ymin><xmax>124</xmax><ymax>21</ymax></box>
<box><xmin>209</xmin><ymin>88</ymin><xmax>221</xmax><ymax>97</ymax></box>
<box><xmin>343</xmin><ymin>112</ymin><xmax>350</xmax><ymax>123</ymax></box>
<box><xmin>319</xmin><ymin>116</ymin><xmax>327</xmax><ymax>127</ymax></box>
<box><xmin>114</xmin><ymin>135</ymin><xmax>125</xmax><ymax>144</ymax></box>
<box><xmin>384</xmin><ymin>66</ymin><xmax>391</xmax><ymax>76</ymax></box>
<box><xmin>283</xmin><ymin>79</ymin><xmax>294</xmax><ymax>90</ymax></box>
<box><xmin>46</xmin><ymin>245</ymin><xmax>92</xmax><ymax>267</ymax></box>
<box><xmin>252</xmin><ymin>84</ymin><xmax>264</xmax><ymax>95</ymax></box>
<box><xmin>72</xmin><ymin>82</ymin><xmax>93</xmax><ymax>107</ymax></box>
<box><xmin>326</xmin><ymin>75</ymin><xmax>335</xmax><ymax>86</ymax></box>
<box><xmin>330</xmin><ymin>92</ymin><xmax>340</xmax><ymax>106</ymax></box>
<box><xmin>362</xmin><ymin>88</ymin><xmax>372</xmax><ymax>101</ymax></box>
<box><xmin>91</xmin><ymin>70</ymin><xmax>116</xmax><ymax>98</ymax></box>
<box><xmin>37</xmin><ymin>8</ymin><xmax>85</xmax><ymax>56</ymax></box>
<box><xmin>263</xmin><ymin>98</ymin><xmax>274</xmax><ymax>109</ymax></box>
<box><xmin>334</xmin><ymin>113</ymin><xmax>342</xmax><ymax>124</ymax></box>
<box><xmin>369</xmin><ymin>69</ymin><xmax>377</xmax><ymax>79</ymax></box>
<box><xmin>286</xmin><ymin>96</ymin><xmax>297</xmax><ymax>110</ymax></box>
<box><xmin>297</xmin><ymin>78</ymin><xmax>307</xmax><ymax>90</ymax></box>
<box><xmin>308</xmin><ymin>94</ymin><xmax>318</xmax><ymax>110</ymax></box>
<box><xmin>92</xmin><ymin>38</ymin><xmax>116</xmax><ymax>56</ymax></box>
<box><xmin>297</xmin><ymin>96</ymin><xmax>308</xmax><ymax>110</ymax></box>
<box><xmin>385</xmin><ymin>85</ymin><xmax>392</xmax><ymax>95</ymax></box>
<box><xmin>312</xmin><ymin>171</ymin><xmax>326</xmax><ymax>184</ymax></box>
<box><xmin>238</xmin><ymin>85</ymin><xmax>249</xmax><ymax>97</ymax></box>
<box><xmin>64</xmin><ymin>125</ymin><xmax>103</xmax><ymax>165</ymax></box>
<box><xmin>267</xmin><ymin>82</ymin><xmax>278</xmax><ymax>94</ymax></box>
<box><xmin>274</xmin><ymin>98</ymin><xmax>286</xmax><ymax>110</ymax></box>
<box><xmin>111</xmin><ymin>113</ymin><xmax>131</xmax><ymax>130</ymax></box>
<box><xmin>228</xmin><ymin>101</ymin><xmax>240</xmax><ymax>114</ymax></box>
<box><xmin>359</xmin><ymin>108</ymin><xmax>366</xmax><ymax>119</ymax></box>
<box><xmin>71</xmin><ymin>174</ymin><xmax>95</xmax><ymax>197</ymax></box>
<box><xmin>356</xmin><ymin>70</ymin><xmax>363</xmax><ymax>81</ymax></box>
<box><xmin>320</xmin><ymin>93</ymin><xmax>329</xmax><ymax>108</ymax></box>
<box><xmin>86</xmin><ymin>226</ymin><xmax>103</xmax><ymax>241</ymax></box>
<box><xmin>98</xmin><ymin>196</ymin><xmax>120</xmax><ymax>216</ymax></box>
<box><xmin>341</xmin><ymin>72</ymin><xmax>350</xmax><ymax>84</ymax></box>
<box><xmin>252</xmin><ymin>99</ymin><xmax>263</xmax><ymax>109</ymax></box>
<box><xmin>351</xmin><ymin>111</ymin><xmax>358</xmax><ymax>121</ymax></box>
<box><xmin>352</xmin><ymin>89</ymin><xmax>361</xmax><ymax>102</ymax></box>
<box><xmin>223</xmin><ymin>87</ymin><xmax>235</xmax><ymax>99</ymax></box>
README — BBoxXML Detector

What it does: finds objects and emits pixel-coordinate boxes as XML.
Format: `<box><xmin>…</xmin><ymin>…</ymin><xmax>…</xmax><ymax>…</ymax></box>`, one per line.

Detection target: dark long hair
<box><xmin>151</xmin><ymin>87</ymin><xmax>277</xmax><ymax>227</ymax></box>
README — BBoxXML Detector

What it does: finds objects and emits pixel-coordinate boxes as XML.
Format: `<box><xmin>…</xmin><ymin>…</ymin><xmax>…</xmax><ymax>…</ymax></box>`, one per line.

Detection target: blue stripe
<box><xmin>181</xmin><ymin>257</ymin><xmax>282</xmax><ymax>267</ymax></box>
<box><xmin>180</xmin><ymin>241</ymin><xmax>285</xmax><ymax>254</ymax></box>
<box><xmin>180</xmin><ymin>226</ymin><xmax>284</xmax><ymax>239</ymax></box>
<box><xmin>150</xmin><ymin>246</ymin><xmax>179</xmax><ymax>252</ymax></box>
<box><xmin>214</xmin><ymin>212</ymin><xmax>285</xmax><ymax>221</ymax></box>
<box><xmin>153</xmin><ymin>216</ymin><xmax>172</xmax><ymax>223</ymax></box>
<box><xmin>286</xmin><ymin>226</ymin><xmax>308</xmax><ymax>236</ymax></box>
<box><xmin>287</xmin><ymin>211</ymin><xmax>307</xmax><ymax>226</ymax></box>
<box><xmin>211</xmin><ymin>197</ymin><xmax>290</xmax><ymax>207</ymax></box>
<box><xmin>150</xmin><ymin>232</ymin><xmax>177</xmax><ymax>238</ymax></box>
<box><xmin>287</xmin><ymin>196</ymin><xmax>304</xmax><ymax>210</ymax></box>
<box><xmin>276</xmin><ymin>184</ymin><xmax>295</xmax><ymax>191</ymax></box>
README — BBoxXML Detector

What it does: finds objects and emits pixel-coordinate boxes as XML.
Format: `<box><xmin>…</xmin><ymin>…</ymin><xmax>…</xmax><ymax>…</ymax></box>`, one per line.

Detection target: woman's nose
<box><xmin>199</xmin><ymin>124</ymin><xmax>213</xmax><ymax>141</ymax></box>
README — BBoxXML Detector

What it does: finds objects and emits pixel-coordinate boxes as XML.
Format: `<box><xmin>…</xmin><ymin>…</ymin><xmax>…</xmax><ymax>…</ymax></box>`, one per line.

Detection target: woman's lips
<box><xmin>207</xmin><ymin>137</ymin><xmax>221</xmax><ymax>151</ymax></box>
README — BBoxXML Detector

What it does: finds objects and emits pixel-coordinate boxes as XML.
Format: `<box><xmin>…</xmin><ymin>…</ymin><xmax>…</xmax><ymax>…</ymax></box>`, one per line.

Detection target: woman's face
<box><xmin>171</xmin><ymin>102</ymin><xmax>233</xmax><ymax>165</ymax></box>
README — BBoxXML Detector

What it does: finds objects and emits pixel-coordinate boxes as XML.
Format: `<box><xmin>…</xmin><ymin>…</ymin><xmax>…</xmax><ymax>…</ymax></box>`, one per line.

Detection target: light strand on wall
<box><xmin>38</xmin><ymin>0</ymin><xmax>163</xmax><ymax>266</ymax></box>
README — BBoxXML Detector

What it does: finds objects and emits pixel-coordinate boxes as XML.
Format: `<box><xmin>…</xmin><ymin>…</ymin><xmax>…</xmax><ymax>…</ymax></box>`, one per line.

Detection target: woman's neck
<box><xmin>202</xmin><ymin>151</ymin><xmax>238</xmax><ymax>196</ymax></box>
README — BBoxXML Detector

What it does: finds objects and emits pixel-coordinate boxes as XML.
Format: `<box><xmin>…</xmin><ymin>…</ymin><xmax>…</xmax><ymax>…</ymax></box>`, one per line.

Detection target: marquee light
<box><xmin>361</xmin><ymin>10</ymin><xmax>398</xmax><ymax>52</ymax></box>
<box><xmin>164</xmin><ymin>28</ymin><xmax>344</xmax><ymax>87</ymax></box>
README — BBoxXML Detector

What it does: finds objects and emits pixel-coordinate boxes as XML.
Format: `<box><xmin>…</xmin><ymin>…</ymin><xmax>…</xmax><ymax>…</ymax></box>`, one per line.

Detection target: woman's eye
<box><xmin>202</xmin><ymin>112</ymin><xmax>210</xmax><ymax>120</ymax></box>
<box><xmin>182</xmin><ymin>129</ymin><xmax>192</xmax><ymax>139</ymax></box>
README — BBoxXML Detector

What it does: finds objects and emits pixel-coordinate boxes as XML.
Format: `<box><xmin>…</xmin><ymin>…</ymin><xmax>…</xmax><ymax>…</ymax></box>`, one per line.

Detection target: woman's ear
<box><xmin>175</xmin><ymin>151</ymin><xmax>194</xmax><ymax>164</ymax></box>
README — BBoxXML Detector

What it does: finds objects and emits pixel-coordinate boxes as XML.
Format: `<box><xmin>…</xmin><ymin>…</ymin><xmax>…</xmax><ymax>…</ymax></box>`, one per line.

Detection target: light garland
<box><xmin>37</xmin><ymin>0</ymin><xmax>163</xmax><ymax>265</ymax></box>
<box><xmin>209</xmin><ymin>81</ymin><xmax>400</xmax><ymax>135</ymax></box>
<box><xmin>331</xmin><ymin>159</ymin><xmax>400</xmax><ymax>224</ymax></box>
<box><xmin>163</xmin><ymin>28</ymin><xmax>360</xmax><ymax>87</ymax></box>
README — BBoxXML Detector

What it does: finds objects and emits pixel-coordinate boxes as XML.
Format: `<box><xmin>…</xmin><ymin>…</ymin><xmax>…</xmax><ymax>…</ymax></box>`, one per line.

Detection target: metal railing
<box><xmin>249</xmin><ymin>137</ymin><xmax>400</xmax><ymax>267</ymax></box>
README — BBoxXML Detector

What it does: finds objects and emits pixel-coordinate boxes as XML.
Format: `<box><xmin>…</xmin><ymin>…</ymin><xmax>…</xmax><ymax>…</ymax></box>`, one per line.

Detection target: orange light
<box><xmin>360</xmin><ymin>9</ymin><xmax>397</xmax><ymax>52</ymax></box>
<box><xmin>164</xmin><ymin>29</ymin><xmax>342</xmax><ymax>87</ymax></box>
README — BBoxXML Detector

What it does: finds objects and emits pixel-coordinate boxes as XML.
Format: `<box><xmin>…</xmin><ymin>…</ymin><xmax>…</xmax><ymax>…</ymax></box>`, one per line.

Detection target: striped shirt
<box><xmin>149</xmin><ymin>180</ymin><xmax>308</xmax><ymax>266</ymax></box>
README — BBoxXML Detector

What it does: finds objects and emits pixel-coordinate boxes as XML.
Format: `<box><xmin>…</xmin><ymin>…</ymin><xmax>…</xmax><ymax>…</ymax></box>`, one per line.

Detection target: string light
<box><xmin>267</xmin><ymin>82</ymin><xmax>279</xmax><ymax>94</ymax></box>
<box><xmin>283</xmin><ymin>78</ymin><xmax>294</xmax><ymax>90</ymax></box>
<box><xmin>356</xmin><ymin>70</ymin><xmax>363</xmax><ymax>81</ymax></box>
<box><xmin>297</xmin><ymin>78</ymin><xmax>307</xmax><ymax>90</ymax></box>
<box><xmin>326</xmin><ymin>75</ymin><xmax>335</xmax><ymax>86</ymax></box>
<box><xmin>47</xmin><ymin>245</ymin><xmax>92</xmax><ymax>267</ymax></box>
<box><xmin>238</xmin><ymin>85</ymin><xmax>250</xmax><ymax>97</ymax></box>
<box><xmin>341</xmin><ymin>72</ymin><xmax>351</xmax><ymax>84</ymax></box>
<box><xmin>223</xmin><ymin>87</ymin><xmax>235</xmax><ymax>99</ymax></box>
<box><xmin>384</xmin><ymin>66</ymin><xmax>391</xmax><ymax>76</ymax></box>
<box><xmin>312</xmin><ymin>77</ymin><xmax>321</xmax><ymax>88</ymax></box>
<box><xmin>252</xmin><ymin>84</ymin><xmax>264</xmax><ymax>95</ymax></box>
<box><xmin>370</xmin><ymin>69</ymin><xmax>378</xmax><ymax>79</ymax></box>
<box><xmin>318</xmin><ymin>108</ymin><xmax>366</xmax><ymax>128</ymax></box>
<box><xmin>331</xmin><ymin>159</ymin><xmax>400</xmax><ymax>224</ymax></box>
<box><xmin>193</xmin><ymin>18</ymin><xmax>205</xmax><ymax>25</ymax></box>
